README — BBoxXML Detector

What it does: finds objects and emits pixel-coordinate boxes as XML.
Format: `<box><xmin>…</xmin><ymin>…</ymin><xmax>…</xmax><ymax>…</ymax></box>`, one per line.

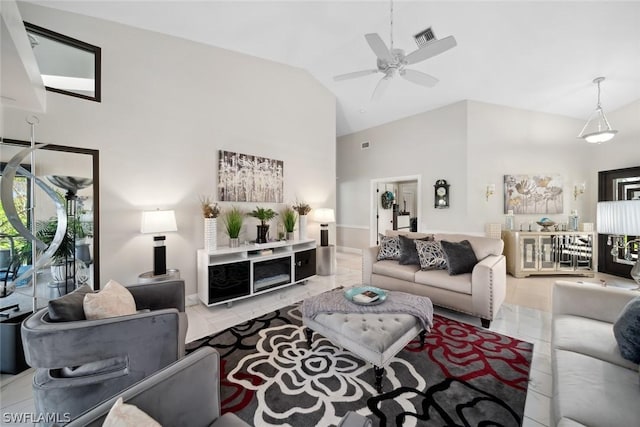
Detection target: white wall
<box><xmin>2</xmin><ymin>3</ymin><xmax>336</xmax><ymax>295</ymax></box>
<box><xmin>337</xmin><ymin>99</ymin><xmax>640</xmax><ymax>250</ymax></box>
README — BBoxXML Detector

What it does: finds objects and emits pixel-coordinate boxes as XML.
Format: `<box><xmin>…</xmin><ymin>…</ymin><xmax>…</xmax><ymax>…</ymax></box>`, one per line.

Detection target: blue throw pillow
<box><xmin>613</xmin><ymin>296</ymin><xmax>640</xmax><ymax>364</ymax></box>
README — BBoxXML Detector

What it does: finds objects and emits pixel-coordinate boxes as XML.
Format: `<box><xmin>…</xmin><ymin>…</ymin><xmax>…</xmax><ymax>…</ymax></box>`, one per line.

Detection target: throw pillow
<box><xmin>613</xmin><ymin>296</ymin><xmax>640</xmax><ymax>364</ymax></box>
<box><xmin>377</xmin><ymin>234</ymin><xmax>401</xmax><ymax>261</ymax></box>
<box><xmin>415</xmin><ymin>240</ymin><xmax>448</xmax><ymax>270</ymax></box>
<box><xmin>83</xmin><ymin>280</ymin><xmax>137</xmax><ymax>320</ymax></box>
<box><xmin>47</xmin><ymin>284</ymin><xmax>93</xmax><ymax>322</ymax></box>
<box><xmin>103</xmin><ymin>397</ymin><xmax>161</xmax><ymax>427</ymax></box>
<box><xmin>441</xmin><ymin>240</ymin><xmax>479</xmax><ymax>275</ymax></box>
<box><xmin>398</xmin><ymin>235</ymin><xmax>432</xmax><ymax>265</ymax></box>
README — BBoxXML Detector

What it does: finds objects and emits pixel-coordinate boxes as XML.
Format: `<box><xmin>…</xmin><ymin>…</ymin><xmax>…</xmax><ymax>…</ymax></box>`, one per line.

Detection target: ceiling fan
<box><xmin>333</xmin><ymin>0</ymin><xmax>457</xmax><ymax>100</ymax></box>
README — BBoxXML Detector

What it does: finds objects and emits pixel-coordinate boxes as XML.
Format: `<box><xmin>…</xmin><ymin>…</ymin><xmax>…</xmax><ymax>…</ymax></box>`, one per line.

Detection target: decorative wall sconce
<box><xmin>485</xmin><ymin>184</ymin><xmax>495</xmax><ymax>201</ymax></box>
<box><xmin>573</xmin><ymin>183</ymin><xmax>586</xmax><ymax>200</ymax></box>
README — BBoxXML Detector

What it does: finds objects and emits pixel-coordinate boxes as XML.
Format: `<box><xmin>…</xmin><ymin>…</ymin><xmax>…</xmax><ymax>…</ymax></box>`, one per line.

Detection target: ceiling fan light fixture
<box><xmin>578</xmin><ymin>77</ymin><xmax>618</xmax><ymax>144</ymax></box>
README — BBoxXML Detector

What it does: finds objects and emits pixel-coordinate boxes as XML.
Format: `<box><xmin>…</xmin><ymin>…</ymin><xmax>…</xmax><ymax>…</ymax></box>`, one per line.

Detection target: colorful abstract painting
<box><xmin>217</xmin><ymin>150</ymin><xmax>284</xmax><ymax>202</ymax></box>
<box><xmin>504</xmin><ymin>174</ymin><xmax>563</xmax><ymax>214</ymax></box>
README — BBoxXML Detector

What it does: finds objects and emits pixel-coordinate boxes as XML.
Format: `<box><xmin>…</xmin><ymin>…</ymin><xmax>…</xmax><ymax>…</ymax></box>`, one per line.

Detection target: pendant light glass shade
<box><xmin>577</xmin><ymin>77</ymin><xmax>617</xmax><ymax>144</ymax></box>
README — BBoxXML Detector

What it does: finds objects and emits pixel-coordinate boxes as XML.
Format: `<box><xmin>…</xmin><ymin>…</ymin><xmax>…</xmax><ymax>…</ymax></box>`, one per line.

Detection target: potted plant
<box><xmin>293</xmin><ymin>201</ymin><xmax>312</xmax><ymax>240</ymax></box>
<box><xmin>200</xmin><ymin>196</ymin><xmax>220</xmax><ymax>251</ymax></box>
<box><xmin>36</xmin><ymin>217</ymin><xmax>83</xmax><ymax>284</ymax></box>
<box><xmin>222</xmin><ymin>206</ymin><xmax>244</xmax><ymax>248</ymax></box>
<box><xmin>281</xmin><ymin>206</ymin><xmax>298</xmax><ymax>240</ymax></box>
<box><xmin>248</xmin><ymin>207</ymin><xmax>277</xmax><ymax>244</ymax></box>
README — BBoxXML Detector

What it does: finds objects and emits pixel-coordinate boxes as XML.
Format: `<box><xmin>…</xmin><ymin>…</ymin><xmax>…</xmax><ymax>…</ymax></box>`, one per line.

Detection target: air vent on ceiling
<box><xmin>361</xmin><ymin>141</ymin><xmax>371</xmax><ymax>150</ymax></box>
<box><xmin>414</xmin><ymin>27</ymin><xmax>436</xmax><ymax>48</ymax></box>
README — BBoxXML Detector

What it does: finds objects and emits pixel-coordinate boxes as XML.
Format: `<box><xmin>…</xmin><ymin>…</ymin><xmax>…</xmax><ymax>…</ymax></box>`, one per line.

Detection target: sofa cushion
<box><xmin>103</xmin><ymin>397</ymin><xmax>160</xmax><ymax>427</ymax></box>
<box><xmin>415</xmin><ymin>240</ymin><xmax>447</xmax><ymax>270</ymax></box>
<box><xmin>613</xmin><ymin>296</ymin><xmax>640</xmax><ymax>364</ymax></box>
<box><xmin>434</xmin><ymin>233</ymin><xmax>503</xmax><ymax>260</ymax></box>
<box><xmin>553</xmin><ymin>314</ymin><xmax>638</xmax><ymax>371</ymax></box>
<box><xmin>414</xmin><ymin>269</ymin><xmax>472</xmax><ymax>295</ymax></box>
<box><xmin>440</xmin><ymin>240</ymin><xmax>478</xmax><ymax>275</ymax></box>
<box><xmin>47</xmin><ymin>284</ymin><xmax>94</xmax><ymax>322</ymax></box>
<box><xmin>372</xmin><ymin>260</ymin><xmax>420</xmax><ymax>282</ymax></box>
<box><xmin>398</xmin><ymin>235</ymin><xmax>432</xmax><ymax>266</ymax></box>
<box><xmin>377</xmin><ymin>234</ymin><xmax>401</xmax><ymax>261</ymax></box>
<box><xmin>83</xmin><ymin>280</ymin><xmax>137</xmax><ymax>320</ymax></box>
<box><xmin>553</xmin><ymin>349</ymin><xmax>640</xmax><ymax>427</ymax></box>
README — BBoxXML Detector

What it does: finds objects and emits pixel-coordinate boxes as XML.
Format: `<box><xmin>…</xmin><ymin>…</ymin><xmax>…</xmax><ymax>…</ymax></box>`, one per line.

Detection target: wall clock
<box><xmin>434</xmin><ymin>179</ymin><xmax>450</xmax><ymax>209</ymax></box>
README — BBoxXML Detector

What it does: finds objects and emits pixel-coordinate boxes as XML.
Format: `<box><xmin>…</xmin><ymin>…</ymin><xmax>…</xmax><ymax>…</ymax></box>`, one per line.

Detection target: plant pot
<box><xmin>256</xmin><ymin>225</ymin><xmax>269</xmax><ymax>244</ymax></box>
<box><xmin>229</xmin><ymin>238</ymin><xmax>240</xmax><ymax>248</ymax></box>
<box><xmin>287</xmin><ymin>231</ymin><xmax>295</xmax><ymax>240</ymax></box>
<box><xmin>299</xmin><ymin>215</ymin><xmax>307</xmax><ymax>240</ymax></box>
<box><xmin>51</xmin><ymin>263</ymin><xmax>73</xmax><ymax>283</ymax></box>
<box><xmin>204</xmin><ymin>218</ymin><xmax>217</xmax><ymax>251</ymax></box>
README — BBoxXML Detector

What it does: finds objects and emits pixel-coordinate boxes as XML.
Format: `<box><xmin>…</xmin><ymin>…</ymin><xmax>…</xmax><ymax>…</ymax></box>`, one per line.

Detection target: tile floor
<box><xmin>0</xmin><ymin>251</ymin><xmax>628</xmax><ymax>426</ymax></box>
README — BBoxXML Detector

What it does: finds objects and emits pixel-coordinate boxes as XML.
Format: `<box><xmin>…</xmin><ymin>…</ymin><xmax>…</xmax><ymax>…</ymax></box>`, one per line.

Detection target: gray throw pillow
<box><xmin>613</xmin><ymin>296</ymin><xmax>640</xmax><ymax>364</ymax></box>
<box><xmin>440</xmin><ymin>240</ymin><xmax>478</xmax><ymax>275</ymax></box>
<box><xmin>377</xmin><ymin>234</ymin><xmax>401</xmax><ymax>261</ymax></box>
<box><xmin>47</xmin><ymin>284</ymin><xmax>94</xmax><ymax>322</ymax></box>
<box><xmin>415</xmin><ymin>240</ymin><xmax>448</xmax><ymax>270</ymax></box>
<box><xmin>398</xmin><ymin>235</ymin><xmax>431</xmax><ymax>265</ymax></box>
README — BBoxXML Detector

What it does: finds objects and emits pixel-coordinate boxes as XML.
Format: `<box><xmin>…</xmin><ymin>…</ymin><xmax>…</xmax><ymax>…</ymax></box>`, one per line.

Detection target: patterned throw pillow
<box><xmin>415</xmin><ymin>240</ymin><xmax>448</xmax><ymax>270</ymax></box>
<box><xmin>377</xmin><ymin>234</ymin><xmax>401</xmax><ymax>261</ymax></box>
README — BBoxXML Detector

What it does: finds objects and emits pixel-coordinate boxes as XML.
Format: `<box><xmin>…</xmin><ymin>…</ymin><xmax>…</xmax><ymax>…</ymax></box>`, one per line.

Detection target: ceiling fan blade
<box><xmin>371</xmin><ymin>75</ymin><xmax>391</xmax><ymax>101</ymax></box>
<box><xmin>333</xmin><ymin>69</ymin><xmax>379</xmax><ymax>82</ymax></box>
<box><xmin>400</xmin><ymin>69</ymin><xmax>439</xmax><ymax>87</ymax></box>
<box><xmin>405</xmin><ymin>35</ymin><xmax>457</xmax><ymax>65</ymax></box>
<box><xmin>365</xmin><ymin>33</ymin><xmax>393</xmax><ymax>63</ymax></box>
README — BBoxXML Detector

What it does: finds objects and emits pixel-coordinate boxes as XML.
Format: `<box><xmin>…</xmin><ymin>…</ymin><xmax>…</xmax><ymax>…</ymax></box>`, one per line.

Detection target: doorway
<box><xmin>370</xmin><ymin>175</ymin><xmax>421</xmax><ymax>246</ymax></box>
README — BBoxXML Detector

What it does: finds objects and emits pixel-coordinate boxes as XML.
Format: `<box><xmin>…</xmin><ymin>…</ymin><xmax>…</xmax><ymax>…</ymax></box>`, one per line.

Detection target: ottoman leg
<box><xmin>373</xmin><ymin>366</ymin><xmax>385</xmax><ymax>393</ymax></box>
<box><xmin>305</xmin><ymin>327</ymin><xmax>314</xmax><ymax>347</ymax></box>
<box><xmin>419</xmin><ymin>330</ymin><xmax>426</xmax><ymax>347</ymax></box>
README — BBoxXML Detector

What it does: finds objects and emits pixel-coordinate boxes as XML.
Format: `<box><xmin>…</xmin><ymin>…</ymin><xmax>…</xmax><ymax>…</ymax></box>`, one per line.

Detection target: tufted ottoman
<box><xmin>303</xmin><ymin>311</ymin><xmax>425</xmax><ymax>393</ymax></box>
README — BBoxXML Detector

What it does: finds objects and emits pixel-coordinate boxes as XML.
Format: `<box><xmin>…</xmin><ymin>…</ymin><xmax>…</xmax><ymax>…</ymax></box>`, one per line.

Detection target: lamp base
<box><xmin>320</xmin><ymin>226</ymin><xmax>328</xmax><ymax>247</ymax></box>
<box><xmin>153</xmin><ymin>236</ymin><xmax>167</xmax><ymax>276</ymax></box>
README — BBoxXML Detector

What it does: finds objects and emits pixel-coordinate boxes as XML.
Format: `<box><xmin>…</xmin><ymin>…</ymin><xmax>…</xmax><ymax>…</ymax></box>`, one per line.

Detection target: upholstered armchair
<box><xmin>21</xmin><ymin>280</ymin><xmax>188</xmax><ymax>423</ymax></box>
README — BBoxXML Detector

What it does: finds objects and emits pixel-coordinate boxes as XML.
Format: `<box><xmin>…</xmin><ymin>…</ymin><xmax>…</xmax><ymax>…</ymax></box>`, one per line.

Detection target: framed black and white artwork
<box><xmin>217</xmin><ymin>150</ymin><xmax>284</xmax><ymax>203</ymax></box>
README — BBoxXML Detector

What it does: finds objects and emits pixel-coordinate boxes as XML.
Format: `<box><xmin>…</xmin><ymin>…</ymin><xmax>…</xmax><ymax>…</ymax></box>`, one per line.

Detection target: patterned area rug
<box><xmin>186</xmin><ymin>304</ymin><xmax>533</xmax><ymax>427</ymax></box>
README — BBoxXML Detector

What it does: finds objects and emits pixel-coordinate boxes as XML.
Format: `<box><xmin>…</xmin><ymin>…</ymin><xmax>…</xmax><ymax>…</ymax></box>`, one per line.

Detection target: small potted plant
<box><xmin>222</xmin><ymin>206</ymin><xmax>244</xmax><ymax>248</ymax></box>
<box><xmin>281</xmin><ymin>206</ymin><xmax>298</xmax><ymax>240</ymax></box>
<box><xmin>248</xmin><ymin>207</ymin><xmax>277</xmax><ymax>244</ymax></box>
<box><xmin>200</xmin><ymin>196</ymin><xmax>220</xmax><ymax>251</ymax></box>
<box><xmin>293</xmin><ymin>201</ymin><xmax>312</xmax><ymax>240</ymax></box>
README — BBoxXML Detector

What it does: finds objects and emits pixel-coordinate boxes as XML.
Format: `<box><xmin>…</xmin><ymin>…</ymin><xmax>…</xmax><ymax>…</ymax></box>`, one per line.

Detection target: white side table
<box><xmin>138</xmin><ymin>269</ymin><xmax>180</xmax><ymax>284</ymax></box>
<box><xmin>316</xmin><ymin>245</ymin><xmax>336</xmax><ymax>276</ymax></box>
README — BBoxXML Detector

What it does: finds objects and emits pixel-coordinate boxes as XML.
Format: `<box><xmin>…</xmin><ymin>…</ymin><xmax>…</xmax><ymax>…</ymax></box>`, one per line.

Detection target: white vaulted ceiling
<box><xmin>24</xmin><ymin>1</ymin><xmax>640</xmax><ymax>136</ymax></box>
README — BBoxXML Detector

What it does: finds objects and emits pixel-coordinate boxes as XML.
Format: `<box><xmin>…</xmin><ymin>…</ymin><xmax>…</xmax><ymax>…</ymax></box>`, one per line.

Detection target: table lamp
<box><xmin>141</xmin><ymin>209</ymin><xmax>177</xmax><ymax>276</ymax></box>
<box><xmin>314</xmin><ymin>208</ymin><xmax>335</xmax><ymax>247</ymax></box>
<box><xmin>597</xmin><ymin>200</ymin><xmax>640</xmax><ymax>288</ymax></box>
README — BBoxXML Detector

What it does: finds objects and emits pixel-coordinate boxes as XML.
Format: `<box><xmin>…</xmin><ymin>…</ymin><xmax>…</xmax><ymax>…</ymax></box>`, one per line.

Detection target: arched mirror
<box><xmin>0</xmin><ymin>139</ymin><xmax>99</xmax><ymax>314</ymax></box>
<box><xmin>24</xmin><ymin>22</ymin><xmax>101</xmax><ymax>102</ymax></box>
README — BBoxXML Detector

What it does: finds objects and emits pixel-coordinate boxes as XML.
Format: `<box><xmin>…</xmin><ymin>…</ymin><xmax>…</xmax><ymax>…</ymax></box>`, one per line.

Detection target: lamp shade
<box><xmin>314</xmin><ymin>208</ymin><xmax>335</xmax><ymax>224</ymax></box>
<box><xmin>141</xmin><ymin>210</ymin><xmax>177</xmax><ymax>234</ymax></box>
<box><xmin>597</xmin><ymin>201</ymin><xmax>640</xmax><ymax>235</ymax></box>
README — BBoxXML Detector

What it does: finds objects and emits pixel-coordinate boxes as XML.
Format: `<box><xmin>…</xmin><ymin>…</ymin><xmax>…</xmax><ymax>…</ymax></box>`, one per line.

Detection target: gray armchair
<box><xmin>21</xmin><ymin>280</ymin><xmax>188</xmax><ymax>423</ymax></box>
<box><xmin>68</xmin><ymin>347</ymin><xmax>370</xmax><ymax>427</ymax></box>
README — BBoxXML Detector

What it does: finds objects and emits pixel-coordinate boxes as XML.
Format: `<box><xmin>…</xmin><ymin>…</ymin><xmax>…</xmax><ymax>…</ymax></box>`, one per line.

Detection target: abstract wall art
<box><xmin>504</xmin><ymin>174</ymin><xmax>563</xmax><ymax>214</ymax></box>
<box><xmin>217</xmin><ymin>150</ymin><xmax>284</xmax><ymax>203</ymax></box>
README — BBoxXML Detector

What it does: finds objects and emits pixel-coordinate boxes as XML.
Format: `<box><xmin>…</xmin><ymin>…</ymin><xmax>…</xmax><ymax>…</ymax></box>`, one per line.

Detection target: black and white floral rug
<box><xmin>186</xmin><ymin>303</ymin><xmax>533</xmax><ymax>427</ymax></box>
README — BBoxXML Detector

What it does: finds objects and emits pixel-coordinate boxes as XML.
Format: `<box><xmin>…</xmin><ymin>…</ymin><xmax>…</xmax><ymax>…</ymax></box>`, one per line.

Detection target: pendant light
<box><xmin>577</xmin><ymin>77</ymin><xmax>618</xmax><ymax>144</ymax></box>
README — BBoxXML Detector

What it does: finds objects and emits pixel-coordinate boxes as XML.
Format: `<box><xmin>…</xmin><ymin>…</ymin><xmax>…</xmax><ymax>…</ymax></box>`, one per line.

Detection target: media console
<box><xmin>196</xmin><ymin>239</ymin><xmax>317</xmax><ymax>307</ymax></box>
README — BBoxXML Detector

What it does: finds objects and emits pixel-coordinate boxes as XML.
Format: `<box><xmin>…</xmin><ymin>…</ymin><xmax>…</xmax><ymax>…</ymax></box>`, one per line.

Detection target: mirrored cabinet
<box><xmin>502</xmin><ymin>231</ymin><xmax>595</xmax><ymax>278</ymax></box>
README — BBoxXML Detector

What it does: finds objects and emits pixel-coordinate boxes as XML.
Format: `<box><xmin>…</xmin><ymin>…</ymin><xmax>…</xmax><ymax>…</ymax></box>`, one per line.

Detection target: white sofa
<box><xmin>551</xmin><ymin>281</ymin><xmax>640</xmax><ymax>427</ymax></box>
<box><xmin>362</xmin><ymin>232</ymin><xmax>506</xmax><ymax>327</ymax></box>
